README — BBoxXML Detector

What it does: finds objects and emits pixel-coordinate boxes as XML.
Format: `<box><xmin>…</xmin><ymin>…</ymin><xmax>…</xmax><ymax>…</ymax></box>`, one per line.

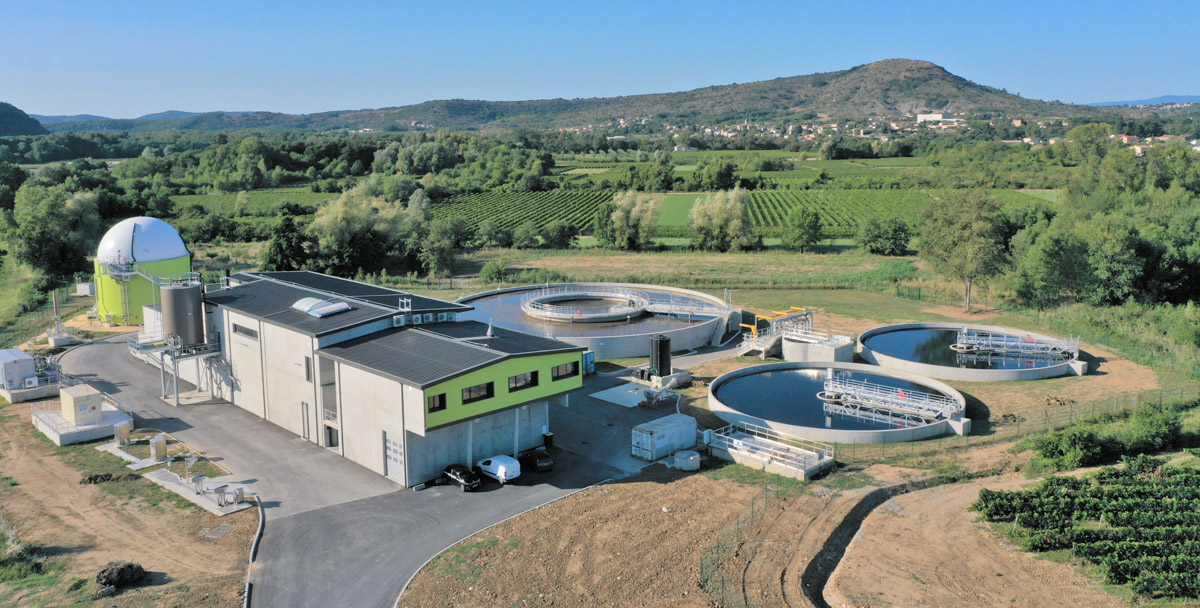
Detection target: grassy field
<box><xmin>657</xmin><ymin>192</ymin><xmax>702</xmax><ymax>226</ymax></box>
<box><xmin>172</xmin><ymin>187</ymin><xmax>334</xmax><ymax>216</ymax></box>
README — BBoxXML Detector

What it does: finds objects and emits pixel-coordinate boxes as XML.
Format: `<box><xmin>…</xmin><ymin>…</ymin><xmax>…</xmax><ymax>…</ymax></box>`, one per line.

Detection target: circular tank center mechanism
<box><xmin>520</xmin><ymin>288</ymin><xmax>651</xmax><ymax>323</ymax></box>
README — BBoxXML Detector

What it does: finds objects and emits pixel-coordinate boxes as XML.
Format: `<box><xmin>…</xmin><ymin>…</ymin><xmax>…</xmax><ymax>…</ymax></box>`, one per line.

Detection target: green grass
<box><xmin>657</xmin><ymin>193</ymin><xmax>701</xmax><ymax>226</ymax></box>
<box><xmin>428</xmin><ymin>537</ymin><xmax>521</xmax><ymax>583</ymax></box>
<box><xmin>1017</xmin><ymin>189</ymin><xmax>1061</xmax><ymax>203</ymax></box>
<box><xmin>172</xmin><ymin>187</ymin><xmax>334</xmax><ymax>216</ymax></box>
<box><xmin>50</xmin><ymin>437</ymin><xmax>199</xmax><ymax>511</ymax></box>
<box><xmin>701</xmin><ymin>461</ymin><xmax>809</xmax><ymax>496</ymax></box>
<box><xmin>816</xmin><ymin>469</ymin><xmax>880</xmax><ymax>491</ymax></box>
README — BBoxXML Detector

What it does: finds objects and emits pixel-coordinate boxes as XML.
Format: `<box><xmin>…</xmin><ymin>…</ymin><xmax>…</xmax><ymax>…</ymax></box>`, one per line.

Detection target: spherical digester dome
<box><xmin>96</xmin><ymin>217</ymin><xmax>189</xmax><ymax>263</ymax></box>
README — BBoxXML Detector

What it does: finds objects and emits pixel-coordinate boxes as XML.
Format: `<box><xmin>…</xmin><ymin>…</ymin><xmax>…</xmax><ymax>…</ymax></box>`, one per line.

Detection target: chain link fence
<box><xmin>834</xmin><ymin>385</ymin><xmax>1199</xmax><ymax>469</ymax></box>
<box><xmin>699</xmin><ymin>483</ymin><xmax>785</xmax><ymax>608</ymax></box>
<box><xmin>0</xmin><ymin>286</ymin><xmax>87</xmax><ymax>349</ymax></box>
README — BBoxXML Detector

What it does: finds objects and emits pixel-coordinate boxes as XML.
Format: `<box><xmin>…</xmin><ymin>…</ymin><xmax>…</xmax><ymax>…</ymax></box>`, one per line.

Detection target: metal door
<box><xmin>383</xmin><ymin>431</ymin><xmax>404</xmax><ymax>483</ymax></box>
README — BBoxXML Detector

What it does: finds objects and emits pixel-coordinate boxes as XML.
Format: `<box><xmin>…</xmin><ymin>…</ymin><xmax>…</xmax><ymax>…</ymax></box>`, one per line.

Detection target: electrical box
<box><xmin>59</xmin><ymin>384</ymin><xmax>102</xmax><ymax>426</ymax></box>
<box><xmin>149</xmin><ymin>435</ymin><xmax>168</xmax><ymax>461</ymax></box>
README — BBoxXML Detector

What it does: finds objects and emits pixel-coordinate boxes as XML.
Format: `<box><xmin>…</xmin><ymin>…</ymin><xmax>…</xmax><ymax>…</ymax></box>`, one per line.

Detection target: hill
<box><xmin>30</xmin><ymin>113</ymin><xmax>112</xmax><ymax>124</ymax></box>
<box><xmin>40</xmin><ymin>59</ymin><xmax>1118</xmax><ymax>133</ymax></box>
<box><xmin>0</xmin><ymin>102</ymin><xmax>49</xmax><ymax>136</ymax></box>
<box><xmin>1091</xmin><ymin>94</ymin><xmax>1200</xmax><ymax>107</ymax></box>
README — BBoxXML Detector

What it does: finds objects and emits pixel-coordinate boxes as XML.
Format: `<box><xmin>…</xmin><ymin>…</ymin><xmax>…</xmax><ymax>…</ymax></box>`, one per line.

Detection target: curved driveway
<box><xmin>61</xmin><ymin>336</ymin><xmax>621</xmax><ymax>607</ymax></box>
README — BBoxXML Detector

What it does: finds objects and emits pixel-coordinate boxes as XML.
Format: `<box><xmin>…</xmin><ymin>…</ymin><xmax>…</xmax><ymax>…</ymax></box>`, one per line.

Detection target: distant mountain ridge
<box><xmin>1091</xmin><ymin>95</ymin><xmax>1200</xmax><ymax>107</ymax></box>
<box><xmin>0</xmin><ymin>102</ymin><xmax>48</xmax><ymax>136</ymax></box>
<box><xmin>31</xmin><ymin>109</ymin><xmax>255</xmax><ymax>124</ymax></box>
<box><xmin>17</xmin><ymin>59</ymin><xmax>1152</xmax><ymax>134</ymax></box>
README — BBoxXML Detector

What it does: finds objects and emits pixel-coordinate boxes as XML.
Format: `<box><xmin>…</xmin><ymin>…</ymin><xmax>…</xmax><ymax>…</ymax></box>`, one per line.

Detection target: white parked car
<box><xmin>476</xmin><ymin>455</ymin><xmax>521</xmax><ymax>484</ymax></box>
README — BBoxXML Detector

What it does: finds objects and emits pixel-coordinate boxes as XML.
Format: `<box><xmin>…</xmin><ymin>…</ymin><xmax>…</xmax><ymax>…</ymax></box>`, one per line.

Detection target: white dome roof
<box><xmin>96</xmin><ymin>217</ymin><xmax>189</xmax><ymax>263</ymax></box>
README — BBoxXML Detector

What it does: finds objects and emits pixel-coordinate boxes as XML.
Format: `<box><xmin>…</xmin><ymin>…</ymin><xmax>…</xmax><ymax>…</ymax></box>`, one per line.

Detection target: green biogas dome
<box><xmin>93</xmin><ymin>217</ymin><xmax>192</xmax><ymax>325</ymax></box>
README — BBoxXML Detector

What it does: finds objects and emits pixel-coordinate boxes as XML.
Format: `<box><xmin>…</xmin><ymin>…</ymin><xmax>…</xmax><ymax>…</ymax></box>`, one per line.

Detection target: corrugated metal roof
<box><xmin>318</xmin><ymin>327</ymin><xmax>504</xmax><ymax>387</ymax></box>
<box><xmin>0</xmin><ymin>349</ymin><xmax>33</xmax><ymax>363</ymax></box>
<box><xmin>204</xmin><ymin>280</ymin><xmax>393</xmax><ymax>336</ymax></box>
<box><xmin>318</xmin><ymin>323</ymin><xmax>581</xmax><ymax>388</ymax></box>
<box><xmin>243</xmin><ymin>271</ymin><xmax>471</xmax><ymax>314</ymax></box>
<box><xmin>422</xmin><ymin>322</ymin><xmax>584</xmax><ymax>355</ymax></box>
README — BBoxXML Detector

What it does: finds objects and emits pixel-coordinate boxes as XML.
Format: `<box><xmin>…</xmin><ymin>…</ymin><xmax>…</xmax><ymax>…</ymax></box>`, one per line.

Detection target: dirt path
<box><xmin>0</xmin><ymin>402</ymin><xmax>253</xmax><ymax>606</ymax></box>
<box><xmin>825</xmin><ymin>475</ymin><xmax>1126</xmax><ymax>608</ymax></box>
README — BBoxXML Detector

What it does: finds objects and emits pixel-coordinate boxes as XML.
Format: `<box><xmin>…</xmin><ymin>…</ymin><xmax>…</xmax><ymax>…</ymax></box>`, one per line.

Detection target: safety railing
<box><xmin>824</xmin><ymin>373</ymin><xmax>960</xmax><ymax>420</ymax></box>
<box><xmin>954</xmin><ymin>328</ymin><xmax>1079</xmax><ymax>358</ymax></box>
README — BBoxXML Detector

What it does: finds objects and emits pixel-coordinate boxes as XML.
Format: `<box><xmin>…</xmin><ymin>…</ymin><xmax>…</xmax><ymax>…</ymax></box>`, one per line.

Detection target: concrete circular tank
<box><xmin>858</xmin><ymin>322</ymin><xmax>1081</xmax><ymax>381</ymax></box>
<box><xmin>459</xmin><ymin>283</ymin><xmax>736</xmax><ymax>359</ymax></box>
<box><xmin>708</xmin><ymin>361</ymin><xmax>968</xmax><ymax>444</ymax></box>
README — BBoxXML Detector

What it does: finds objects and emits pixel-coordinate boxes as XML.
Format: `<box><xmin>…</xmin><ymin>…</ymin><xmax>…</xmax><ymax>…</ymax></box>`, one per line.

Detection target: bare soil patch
<box><xmin>0</xmin><ymin>401</ymin><xmax>253</xmax><ymax>607</ymax></box>
<box><xmin>825</xmin><ymin>474</ymin><xmax>1126</xmax><ymax>608</ymax></box>
<box><xmin>400</xmin><ymin>465</ymin><xmax>759</xmax><ymax>608</ymax></box>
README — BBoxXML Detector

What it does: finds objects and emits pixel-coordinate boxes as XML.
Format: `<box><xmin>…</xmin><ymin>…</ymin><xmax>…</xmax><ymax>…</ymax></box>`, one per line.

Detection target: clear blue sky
<box><xmin>3</xmin><ymin>0</ymin><xmax>1198</xmax><ymax>117</ymax></box>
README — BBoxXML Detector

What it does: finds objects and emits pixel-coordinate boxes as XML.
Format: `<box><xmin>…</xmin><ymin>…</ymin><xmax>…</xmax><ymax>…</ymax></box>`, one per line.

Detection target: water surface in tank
<box><xmin>862</xmin><ymin>327</ymin><xmax>1066</xmax><ymax>370</ymax></box>
<box><xmin>714</xmin><ymin>368</ymin><xmax>946</xmax><ymax>431</ymax></box>
<box><xmin>461</xmin><ymin>289</ymin><xmax>715</xmax><ymax>338</ymax></box>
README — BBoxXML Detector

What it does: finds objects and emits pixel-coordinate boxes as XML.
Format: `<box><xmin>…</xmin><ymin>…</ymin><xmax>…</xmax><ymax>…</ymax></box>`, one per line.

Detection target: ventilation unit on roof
<box><xmin>393</xmin><ymin>314</ymin><xmax>407</xmax><ymax>327</ymax></box>
<box><xmin>291</xmin><ymin>297</ymin><xmax>352</xmax><ymax>318</ymax></box>
<box><xmin>423</xmin><ymin>313</ymin><xmax>433</xmax><ymax>323</ymax></box>
<box><xmin>410</xmin><ymin>314</ymin><xmax>422</xmax><ymax>325</ymax></box>
<box><xmin>437</xmin><ymin>313</ymin><xmax>448</xmax><ymax>323</ymax></box>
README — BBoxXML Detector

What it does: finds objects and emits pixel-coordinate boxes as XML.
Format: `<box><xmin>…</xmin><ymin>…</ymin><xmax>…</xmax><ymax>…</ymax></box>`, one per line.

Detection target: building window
<box><xmin>508</xmin><ymin>371</ymin><xmax>538</xmax><ymax>392</ymax></box>
<box><xmin>427</xmin><ymin>393</ymin><xmax>446</xmax><ymax>413</ymax></box>
<box><xmin>304</xmin><ymin>356</ymin><xmax>312</xmax><ymax>382</ymax></box>
<box><xmin>551</xmin><ymin>361</ymin><xmax>579</xmax><ymax>381</ymax></box>
<box><xmin>233</xmin><ymin>323</ymin><xmax>258</xmax><ymax>339</ymax></box>
<box><xmin>461</xmin><ymin>382</ymin><xmax>494</xmax><ymax>404</ymax></box>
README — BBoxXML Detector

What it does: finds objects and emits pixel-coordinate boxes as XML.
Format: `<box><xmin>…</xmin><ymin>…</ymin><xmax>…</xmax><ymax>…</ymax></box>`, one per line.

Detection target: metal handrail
<box><xmin>711</xmin><ymin>421</ymin><xmax>835</xmax><ymax>470</ymax></box>
<box><xmin>322</xmin><ymin>409</ymin><xmax>338</xmax><ymax>423</ymax></box>
<box><xmin>824</xmin><ymin>373</ymin><xmax>959</xmax><ymax>419</ymax></box>
<box><xmin>954</xmin><ymin>329</ymin><xmax>1078</xmax><ymax>357</ymax></box>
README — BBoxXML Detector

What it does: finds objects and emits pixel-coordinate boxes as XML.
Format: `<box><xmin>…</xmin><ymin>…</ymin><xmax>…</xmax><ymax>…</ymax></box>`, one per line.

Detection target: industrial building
<box><xmin>129</xmin><ymin>269</ymin><xmax>584</xmax><ymax>487</ymax></box>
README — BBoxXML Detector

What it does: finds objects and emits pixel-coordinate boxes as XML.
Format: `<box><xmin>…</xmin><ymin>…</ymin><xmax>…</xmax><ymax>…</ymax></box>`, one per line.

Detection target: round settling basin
<box><xmin>708</xmin><ymin>362</ymin><xmax>967</xmax><ymax>444</ymax></box>
<box><xmin>458</xmin><ymin>283</ymin><xmax>733</xmax><ymax>359</ymax></box>
<box><xmin>859</xmin><ymin>322</ymin><xmax>1077</xmax><ymax>381</ymax></box>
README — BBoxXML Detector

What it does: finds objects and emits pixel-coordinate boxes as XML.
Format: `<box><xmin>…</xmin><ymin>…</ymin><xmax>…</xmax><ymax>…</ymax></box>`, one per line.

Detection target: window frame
<box><xmin>551</xmin><ymin>361</ymin><xmax>579</xmax><ymax>381</ymax></box>
<box><xmin>461</xmin><ymin>382</ymin><xmax>494</xmax><ymax>404</ymax></box>
<box><xmin>232</xmin><ymin>323</ymin><xmax>258</xmax><ymax>340</ymax></box>
<box><xmin>426</xmin><ymin>393</ymin><xmax>447</xmax><ymax>413</ymax></box>
<box><xmin>507</xmin><ymin>370</ymin><xmax>539</xmax><ymax>393</ymax></box>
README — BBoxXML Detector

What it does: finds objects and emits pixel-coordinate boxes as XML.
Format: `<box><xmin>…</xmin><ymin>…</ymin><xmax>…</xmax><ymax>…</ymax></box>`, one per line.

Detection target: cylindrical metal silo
<box><xmin>161</xmin><ymin>283</ymin><xmax>204</xmax><ymax>346</ymax></box>
<box><xmin>649</xmin><ymin>334</ymin><xmax>671</xmax><ymax>376</ymax></box>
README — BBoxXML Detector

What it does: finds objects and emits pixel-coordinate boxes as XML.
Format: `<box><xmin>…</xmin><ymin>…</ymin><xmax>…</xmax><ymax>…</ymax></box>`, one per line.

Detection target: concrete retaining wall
<box><xmin>858</xmin><ymin>322</ymin><xmax>1078</xmax><ymax>382</ymax></box>
<box><xmin>781</xmin><ymin>337</ymin><xmax>854</xmax><ymax>363</ymax></box>
<box><xmin>460</xmin><ymin>283</ymin><xmax>736</xmax><ymax>360</ymax></box>
<box><xmin>707</xmin><ymin>361</ymin><xmax>969</xmax><ymax>445</ymax></box>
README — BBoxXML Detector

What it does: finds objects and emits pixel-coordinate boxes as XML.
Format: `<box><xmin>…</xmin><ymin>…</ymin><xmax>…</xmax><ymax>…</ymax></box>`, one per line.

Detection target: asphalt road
<box><xmin>60</xmin><ymin>336</ymin><xmax>623</xmax><ymax>608</ymax></box>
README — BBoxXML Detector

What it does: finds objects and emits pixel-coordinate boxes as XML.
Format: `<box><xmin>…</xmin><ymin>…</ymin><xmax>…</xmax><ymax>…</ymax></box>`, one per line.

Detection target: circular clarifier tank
<box><xmin>859</xmin><ymin>322</ymin><xmax>1079</xmax><ymax>381</ymax></box>
<box><xmin>458</xmin><ymin>283</ymin><xmax>735</xmax><ymax>359</ymax></box>
<box><xmin>708</xmin><ymin>362</ymin><xmax>968</xmax><ymax>444</ymax></box>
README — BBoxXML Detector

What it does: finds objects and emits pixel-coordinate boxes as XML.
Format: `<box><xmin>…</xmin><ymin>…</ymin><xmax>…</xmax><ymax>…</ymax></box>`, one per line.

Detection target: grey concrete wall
<box><xmin>259</xmin><ymin>322</ymin><xmax>320</xmax><ymax>439</ymax></box>
<box><xmin>782</xmin><ymin>338</ymin><xmax>854</xmax><ymax>363</ymax></box>
<box><xmin>858</xmin><ymin>322</ymin><xmax>1076</xmax><ymax>382</ymax></box>
<box><xmin>459</xmin><ymin>283</ymin><xmax>736</xmax><ymax>360</ymax></box>
<box><xmin>404</xmin><ymin>402</ymin><xmax>549</xmax><ymax>486</ymax></box>
<box><xmin>335</xmin><ymin>362</ymin><xmax>408</xmax><ymax>479</ymax></box>
<box><xmin>224</xmin><ymin>311</ymin><xmax>267</xmax><ymax>416</ymax></box>
<box><xmin>707</xmin><ymin>361</ymin><xmax>968</xmax><ymax>445</ymax></box>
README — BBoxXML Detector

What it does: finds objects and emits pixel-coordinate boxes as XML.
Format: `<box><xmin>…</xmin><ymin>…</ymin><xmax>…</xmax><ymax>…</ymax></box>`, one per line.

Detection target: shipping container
<box><xmin>631</xmin><ymin>413</ymin><xmax>697</xmax><ymax>461</ymax></box>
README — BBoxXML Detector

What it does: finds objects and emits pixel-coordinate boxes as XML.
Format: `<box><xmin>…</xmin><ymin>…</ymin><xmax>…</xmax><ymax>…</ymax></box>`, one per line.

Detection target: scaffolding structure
<box><xmin>820</xmin><ymin>369</ymin><xmax>959</xmax><ymax>427</ymax></box>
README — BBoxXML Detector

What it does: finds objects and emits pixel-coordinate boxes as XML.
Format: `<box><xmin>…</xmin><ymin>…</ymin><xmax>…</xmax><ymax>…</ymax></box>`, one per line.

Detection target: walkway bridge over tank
<box><xmin>819</xmin><ymin>370</ymin><xmax>960</xmax><ymax>427</ymax></box>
